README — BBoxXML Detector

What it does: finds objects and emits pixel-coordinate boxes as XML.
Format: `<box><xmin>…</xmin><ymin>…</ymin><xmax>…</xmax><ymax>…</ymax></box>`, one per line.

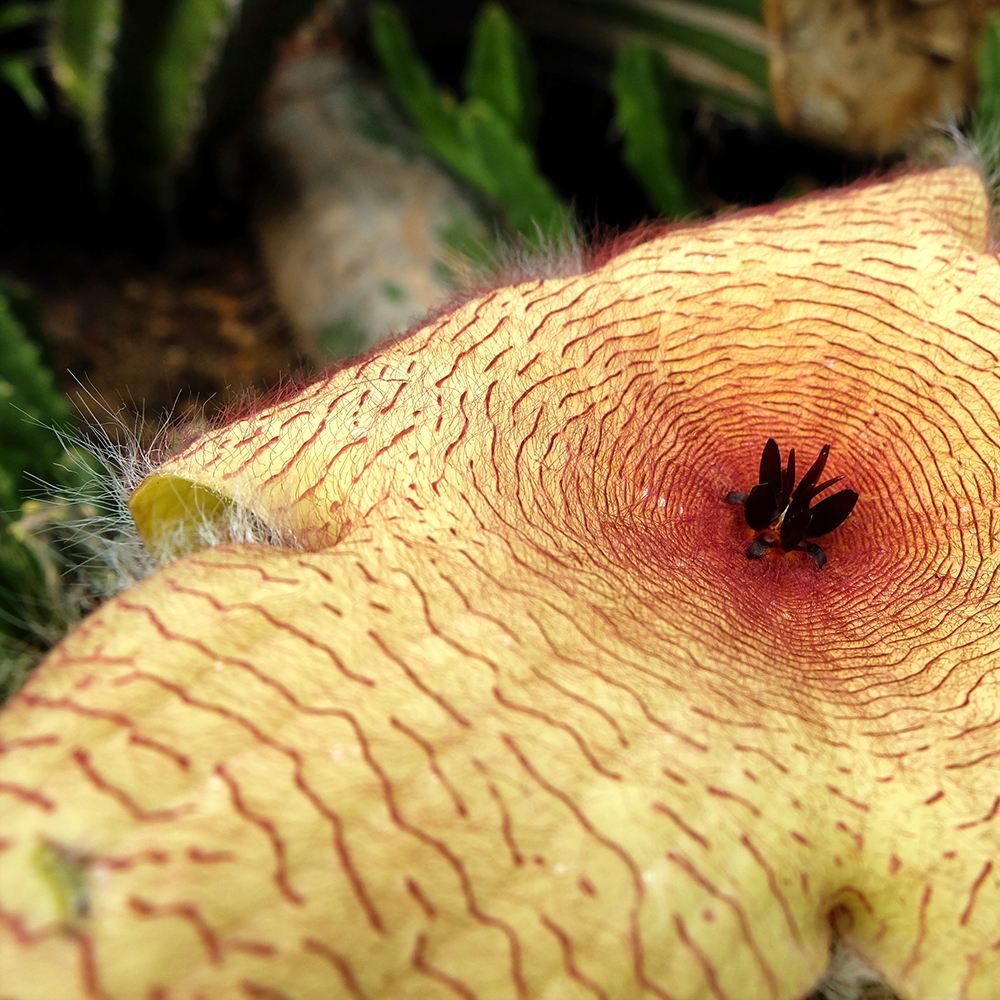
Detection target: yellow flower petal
<box><xmin>128</xmin><ymin>474</ymin><xmax>238</xmax><ymax>562</ymax></box>
<box><xmin>2</xmin><ymin>166</ymin><xmax>999</xmax><ymax>999</ymax></box>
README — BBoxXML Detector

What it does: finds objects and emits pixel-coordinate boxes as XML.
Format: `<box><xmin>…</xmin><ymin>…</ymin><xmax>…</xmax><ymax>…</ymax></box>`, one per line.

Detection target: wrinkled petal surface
<box><xmin>2</xmin><ymin>167</ymin><xmax>1000</xmax><ymax>1000</ymax></box>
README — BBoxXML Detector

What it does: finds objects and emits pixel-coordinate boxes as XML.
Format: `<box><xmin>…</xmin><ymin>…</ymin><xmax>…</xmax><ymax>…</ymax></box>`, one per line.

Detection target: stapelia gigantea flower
<box><xmin>2</xmin><ymin>166</ymin><xmax>999</xmax><ymax>1000</ymax></box>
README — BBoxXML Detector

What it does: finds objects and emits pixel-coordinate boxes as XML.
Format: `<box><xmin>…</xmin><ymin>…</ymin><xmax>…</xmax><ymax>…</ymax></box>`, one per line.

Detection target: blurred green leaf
<box><xmin>0</xmin><ymin>629</ymin><xmax>40</xmax><ymax>702</ymax></box>
<box><xmin>973</xmin><ymin>10</ymin><xmax>1000</xmax><ymax>181</ymax></box>
<box><xmin>0</xmin><ymin>291</ymin><xmax>72</xmax><ymax>507</ymax></box>
<box><xmin>534</xmin><ymin>0</ymin><xmax>771</xmax><ymax>118</ymax></box>
<box><xmin>612</xmin><ymin>41</ymin><xmax>695</xmax><ymax>218</ymax></box>
<box><xmin>52</xmin><ymin>0</ymin><xmax>246</xmax><ymax>205</ymax></box>
<box><xmin>0</xmin><ymin>3</ymin><xmax>46</xmax><ymax>32</ymax></box>
<box><xmin>435</xmin><ymin>211</ymin><xmax>498</xmax><ymax>278</ymax></box>
<box><xmin>459</xmin><ymin>100</ymin><xmax>571</xmax><ymax>240</ymax></box>
<box><xmin>614</xmin><ymin>7</ymin><xmax>767</xmax><ymax>91</ymax></box>
<box><xmin>154</xmin><ymin>0</ymin><xmax>242</xmax><ymax>173</ymax></box>
<box><xmin>0</xmin><ymin>528</ymin><xmax>47</xmax><ymax>629</ymax></box>
<box><xmin>51</xmin><ymin>0</ymin><xmax>326</xmax><ymax>209</ymax></box>
<box><xmin>109</xmin><ymin>0</ymin><xmax>245</xmax><ymax>206</ymax></box>
<box><xmin>371</xmin><ymin>2</ymin><xmax>572</xmax><ymax>246</ymax></box>
<box><xmin>464</xmin><ymin>2</ymin><xmax>538</xmax><ymax>142</ymax></box>
<box><xmin>196</xmin><ymin>0</ymin><xmax>318</xmax><ymax>143</ymax></box>
<box><xmin>50</xmin><ymin>0</ymin><xmax>122</xmax><ymax>170</ymax></box>
<box><xmin>0</xmin><ymin>55</ymin><xmax>46</xmax><ymax>115</ymax></box>
<box><xmin>0</xmin><ymin>289</ymin><xmax>75</xmax><ymax>690</ymax></box>
<box><xmin>686</xmin><ymin>0</ymin><xmax>762</xmax><ymax>19</ymax></box>
<box><xmin>0</xmin><ymin>276</ymin><xmax>51</xmax><ymax>363</ymax></box>
<box><xmin>369</xmin><ymin>3</ymin><xmax>473</xmax><ymax>176</ymax></box>
<box><xmin>0</xmin><ymin>290</ymin><xmax>122</xmax><ymax>701</ymax></box>
<box><xmin>318</xmin><ymin>313</ymin><xmax>368</xmax><ymax>363</ymax></box>
<box><xmin>0</xmin><ymin>3</ymin><xmax>48</xmax><ymax>117</ymax></box>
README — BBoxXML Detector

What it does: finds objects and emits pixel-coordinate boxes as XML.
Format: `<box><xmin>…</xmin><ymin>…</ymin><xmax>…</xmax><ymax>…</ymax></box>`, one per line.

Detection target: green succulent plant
<box><xmin>0</xmin><ymin>2</ymin><xmax>49</xmax><ymax>115</ymax></box>
<box><xmin>370</xmin><ymin>0</ymin><xmax>700</xmax><ymax>242</ymax></box>
<box><xmin>370</xmin><ymin>1</ymin><xmax>575</xmax><ymax>245</ymax></box>
<box><xmin>0</xmin><ymin>282</ymin><xmax>73</xmax><ymax>699</ymax></box>
<box><xmin>971</xmin><ymin>11</ymin><xmax>1000</xmax><ymax>205</ymax></box>
<box><xmin>522</xmin><ymin>0</ymin><xmax>772</xmax><ymax>119</ymax></box>
<box><xmin>611</xmin><ymin>40</ymin><xmax>696</xmax><ymax>218</ymax></box>
<box><xmin>47</xmin><ymin>0</ymin><xmax>318</xmax><ymax>205</ymax></box>
<box><xmin>0</xmin><ymin>283</ymin><xmax>133</xmax><ymax>703</ymax></box>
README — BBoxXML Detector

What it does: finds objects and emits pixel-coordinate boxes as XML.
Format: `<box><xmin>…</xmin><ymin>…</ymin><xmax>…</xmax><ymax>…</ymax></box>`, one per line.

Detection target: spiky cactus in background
<box><xmin>45</xmin><ymin>0</ymin><xmax>319</xmax><ymax>204</ymax></box>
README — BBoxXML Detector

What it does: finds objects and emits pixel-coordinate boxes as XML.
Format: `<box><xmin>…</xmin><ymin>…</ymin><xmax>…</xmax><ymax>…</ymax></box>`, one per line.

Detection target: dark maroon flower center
<box><xmin>726</xmin><ymin>438</ymin><xmax>858</xmax><ymax>569</ymax></box>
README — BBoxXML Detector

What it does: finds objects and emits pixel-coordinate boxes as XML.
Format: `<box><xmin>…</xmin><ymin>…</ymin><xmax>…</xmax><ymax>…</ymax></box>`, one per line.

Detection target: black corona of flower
<box><xmin>725</xmin><ymin>438</ymin><xmax>859</xmax><ymax>569</ymax></box>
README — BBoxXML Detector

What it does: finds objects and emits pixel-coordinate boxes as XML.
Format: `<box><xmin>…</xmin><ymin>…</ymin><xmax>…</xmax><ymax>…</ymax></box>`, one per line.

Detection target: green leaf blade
<box><xmin>464</xmin><ymin>3</ymin><xmax>538</xmax><ymax>142</ymax></box>
<box><xmin>0</xmin><ymin>292</ymin><xmax>71</xmax><ymax>504</ymax></box>
<box><xmin>461</xmin><ymin>100</ymin><xmax>573</xmax><ymax>244</ymax></box>
<box><xmin>0</xmin><ymin>3</ymin><xmax>46</xmax><ymax>33</ymax></box>
<box><xmin>0</xmin><ymin>56</ymin><xmax>46</xmax><ymax>116</ymax></box>
<box><xmin>611</xmin><ymin>42</ymin><xmax>695</xmax><ymax>219</ymax></box>
<box><xmin>973</xmin><ymin>11</ymin><xmax>1000</xmax><ymax>178</ymax></box>
<box><xmin>549</xmin><ymin>0</ymin><xmax>771</xmax><ymax>113</ymax></box>
<box><xmin>370</xmin><ymin>4</ymin><xmax>462</xmax><ymax>158</ymax></box>
<box><xmin>371</xmin><ymin>2</ymin><xmax>573</xmax><ymax>246</ymax></box>
<box><xmin>49</xmin><ymin>0</ymin><xmax>122</xmax><ymax>168</ymax></box>
<box><xmin>0</xmin><ymin>289</ymin><xmax>74</xmax><ymax>673</ymax></box>
<box><xmin>678</xmin><ymin>0</ymin><xmax>763</xmax><ymax>21</ymax></box>
<box><xmin>153</xmin><ymin>0</ymin><xmax>243</xmax><ymax>177</ymax></box>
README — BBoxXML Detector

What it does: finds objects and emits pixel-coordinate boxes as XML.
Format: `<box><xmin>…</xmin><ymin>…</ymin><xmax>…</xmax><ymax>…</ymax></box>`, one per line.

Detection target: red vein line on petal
<box><xmin>957</xmin><ymin>795</ymin><xmax>1000</xmax><ymax>829</ymax></box>
<box><xmin>0</xmin><ymin>781</ymin><xmax>55</xmax><ymax>811</ymax></box>
<box><xmin>214</xmin><ymin>764</ymin><xmax>304</xmax><ymax>907</ymax></box>
<box><xmin>491</xmin><ymin>686</ymin><xmax>621</xmax><ymax>780</ymax></box>
<box><xmin>739</xmin><ymin>834</ymin><xmax>801</xmax><ymax>945</ymax></box>
<box><xmin>901</xmin><ymin>883</ymin><xmax>933</xmax><ymax>979</ymax></box>
<box><xmin>128</xmin><ymin>896</ymin><xmax>222</xmax><ymax>964</ymax></box>
<box><xmin>666</xmin><ymin>852</ymin><xmax>780</xmax><ymax>1000</ymax></box>
<box><xmin>652</xmin><ymin>803</ymin><xmax>710</xmax><ymax>850</ymax></box>
<box><xmin>72</xmin><ymin>749</ymin><xmax>193</xmax><ymax>822</ymax></box>
<box><xmin>503</xmin><ymin>734</ymin><xmax>676</xmax><ymax>1000</ymax></box>
<box><xmin>368</xmin><ymin>630</ymin><xmax>470</xmax><ymax>728</ymax></box>
<box><xmin>302</xmin><ymin>938</ymin><xmax>373</xmax><ymax>1000</ymax></box>
<box><xmin>240</xmin><ymin>981</ymin><xmax>293</xmax><ymax>1000</ymax></box>
<box><xmin>539</xmin><ymin>913</ymin><xmax>611</xmax><ymax>1000</ymax></box>
<box><xmin>960</xmin><ymin>861</ymin><xmax>994</xmax><ymax>927</ymax></box>
<box><xmin>411</xmin><ymin>933</ymin><xmax>478</xmax><ymax>999</ymax></box>
<box><xmin>390</xmin><ymin>717</ymin><xmax>468</xmax><ymax>818</ymax></box>
<box><xmin>673</xmin><ymin>913</ymin><xmax>730</xmax><ymax>1000</ymax></box>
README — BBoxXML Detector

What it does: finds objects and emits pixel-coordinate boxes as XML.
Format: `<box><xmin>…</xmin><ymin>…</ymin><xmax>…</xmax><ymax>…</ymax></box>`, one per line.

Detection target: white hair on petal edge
<box><xmin>487</xmin><ymin>226</ymin><xmax>586</xmax><ymax>285</ymax></box>
<box><xmin>918</xmin><ymin>119</ymin><xmax>1000</xmax><ymax>249</ymax></box>
<box><xmin>423</xmin><ymin>226</ymin><xmax>586</xmax><ymax>328</ymax></box>
<box><xmin>29</xmin><ymin>386</ymin><xmax>291</xmax><ymax>624</ymax></box>
<box><xmin>32</xmin><ymin>390</ymin><xmax>180</xmax><ymax>602</ymax></box>
<box><xmin>958</xmin><ymin>131</ymin><xmax>1000</xmax><ymax>250</ymax></box>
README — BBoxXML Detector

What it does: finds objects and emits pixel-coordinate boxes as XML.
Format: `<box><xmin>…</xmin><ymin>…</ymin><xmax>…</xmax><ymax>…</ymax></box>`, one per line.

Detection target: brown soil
<box><xmin>38</xmin><ymin>242</ymin><xmax>310</xmax><ymax>440</ymax></box>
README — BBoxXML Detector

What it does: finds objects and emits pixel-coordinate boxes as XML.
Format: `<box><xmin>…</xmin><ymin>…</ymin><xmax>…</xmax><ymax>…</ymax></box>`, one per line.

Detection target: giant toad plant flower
<box><xmin>1</xmin><ymin>167</ymin><xmax>999</xmax><ymax>999</ymax></box>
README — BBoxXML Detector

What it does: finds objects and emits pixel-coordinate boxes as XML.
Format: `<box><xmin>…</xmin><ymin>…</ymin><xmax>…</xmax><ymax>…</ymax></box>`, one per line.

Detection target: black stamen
<box><xmin>792</xmin><ymin>444</ymin><xmax>829</xmax><ymax>500</ymax></box>
<box><xmin>727</xmin><ymin>439</ymin><xmax>857</xmax><ymax>567</ymax></box>
<box><xmin>804</xmin><ymin>542</ymin><xmax>828</xmax><ymax>569</ymax></box>
<box><xmin>782</xmin><ymin>449</ymin><xmax>795</xmax><ymax>507</ymax></box>
<box><xmin>759</xmin><ymin>438</ymin><xmax>782</xmax><ymax>495</ymax></box>
<box><xmin>746</xmin><ymin>535</ymin><xmax>777</xmax><ymax>559</ymax></box>
<box><xmin>779</xmin><ymin>504</ymin><xmax>813</xmax><ymax>552</ymax></box>
<box><xmin>807</xmin><ymin>489</ymin><xmax>859</xmax><ymax>537</ymax></box>
<box><xmin>745</xmin><ymin>483</ymin><xmax>779</xmax><ymax>530</ymax></box>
